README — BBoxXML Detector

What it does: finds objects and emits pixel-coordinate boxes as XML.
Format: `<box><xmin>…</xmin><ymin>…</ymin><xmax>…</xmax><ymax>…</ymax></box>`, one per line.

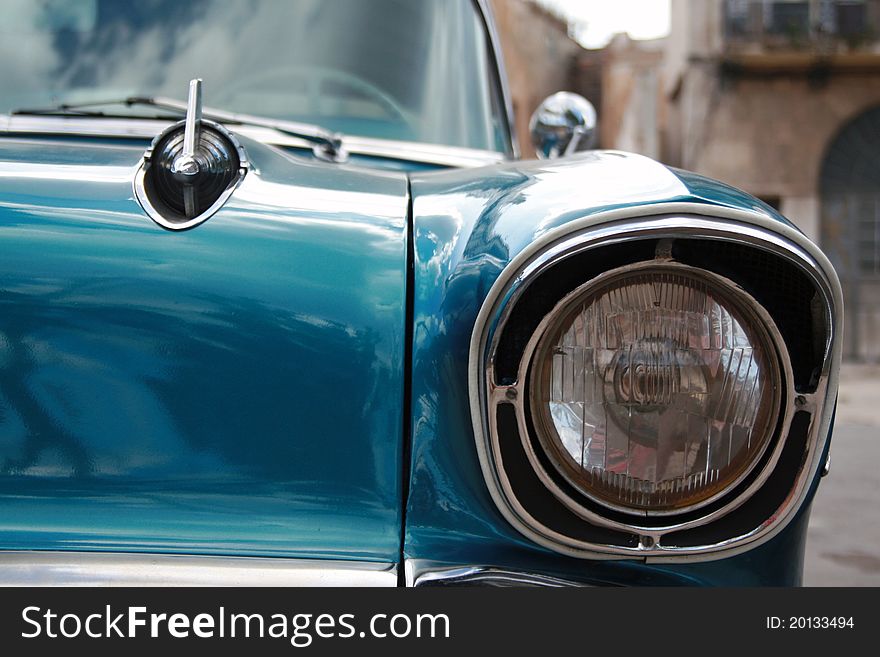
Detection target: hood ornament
<box><xmin>169</xmin><ymin>78</ymin><xmax>203</xmax><ymax>217</ymax></box>
<box><xmin>134</xmin><ymin>78</ymin><xmax>248</xmax><ymax>231</ymax></box>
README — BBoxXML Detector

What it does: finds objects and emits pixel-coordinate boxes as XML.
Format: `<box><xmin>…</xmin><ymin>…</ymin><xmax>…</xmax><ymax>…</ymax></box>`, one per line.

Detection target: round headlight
<box><xmin>529</xmin><ymin>263</ymin><xmax>782</xmax><ymax>515</ymax></box>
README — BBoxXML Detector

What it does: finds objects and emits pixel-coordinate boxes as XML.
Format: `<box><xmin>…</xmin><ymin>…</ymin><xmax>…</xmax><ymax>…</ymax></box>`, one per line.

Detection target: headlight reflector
<box><xmin>529</xmin><ymin>264</ymin><xmax>781</xmax><ymax>514</ymax></box>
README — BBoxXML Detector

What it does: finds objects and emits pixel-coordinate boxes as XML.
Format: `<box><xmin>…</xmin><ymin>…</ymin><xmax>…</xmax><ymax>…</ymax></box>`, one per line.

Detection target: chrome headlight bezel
<box><xmin>470</xmin><ymin>211</ymin><xmax>841</xmax><ymax>561</ymax></box>
<box><xmin>524</xmin><ymin>260</ymin><xmax>788</xmax><ymax>519</ymax></box>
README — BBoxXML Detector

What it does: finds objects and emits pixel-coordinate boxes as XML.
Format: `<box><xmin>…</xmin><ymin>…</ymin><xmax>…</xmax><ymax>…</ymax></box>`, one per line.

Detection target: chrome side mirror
<box><xmin>529</xmin><ymin>92</ymin><xmax>598</xmax><ymax>159</ymax></box>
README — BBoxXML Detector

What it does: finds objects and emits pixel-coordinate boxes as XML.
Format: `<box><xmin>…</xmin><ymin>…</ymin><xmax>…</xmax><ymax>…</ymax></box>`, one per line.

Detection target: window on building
<box><xmin>835</xmin><ymin>1</ymin><xmax>868</xmax><ymax>38</ymax></box>
<box><xmin>724</xmin><ymin>0</ymin><xmax>871</xmax><ymax>41</ymax></box>
<box><xmin>766</xmin><ymin>1</ymin><xmax>811</xmax><ymax>36</ymax></box>
<box><xmin>726</xmin><ymin>0</ymin><xmax>751</xmax><ymax>35</ymax></box>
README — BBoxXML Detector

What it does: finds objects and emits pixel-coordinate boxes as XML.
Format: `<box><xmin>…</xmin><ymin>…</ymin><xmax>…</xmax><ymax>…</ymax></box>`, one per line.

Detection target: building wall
<box><xmin>598</xmin><ymin>35</ymin><xmax>666</xmax><ymax>160</ymax></box>
<box><xmin>491</xmin><ymin>0</ymin><xmax>880</xmax><ymax>358</ymax></box>
<box><xmin>489</xmin><ymin>0</ymin><xmax>587</xmax><ymax>156</ymax></box>
<box><xmin>665</xmin><ymin>0</ymin><xmax>880</xmax><ymax>241</ymax></box>
<box><xmin>662</xmin><ymin>0</ymin><xmax>880</xmax><ymax>360</ymax></box>
<box><xmin>685</xmin><ymin>74</ymin><xmax>880</xmax><ymax>241</ymax></box>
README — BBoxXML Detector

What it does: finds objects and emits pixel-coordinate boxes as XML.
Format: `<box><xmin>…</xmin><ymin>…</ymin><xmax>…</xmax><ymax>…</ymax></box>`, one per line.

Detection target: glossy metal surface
<box><xmin>530</xmin><ymin>92</ymin><xmax>598</xmax><ymax>159</ymax></box>
<box><xmin>135</xmin><ymin>118</ymin><xmax>248</xmax><ymax>230</ymax></box>
<box><xmin>0</xmin><ymin>0</ymin><xmax>838</xmax><ymax>588</ymax></box>
<box><xmin>169</xmin><ymin>81</ymin><xmax>205</xmax><ymax>218</ymax></box>
<box><xmin>0</xmin><ymin>552</ymin><xmax>396</xmax><ymax>587</ymax></box>
<box><xmin>0</xmin><ymin>115</ymin><xmax>504</xmax><ymax>170</ymax></box>
<box><xmin>0</xmin><ymin>134</ymin><xmax>409</xmax><ymax>562</ymax></box>
<box><xmin>479</xmin><ymin>223</ymin><xmax>837</xmax><ymax>561</ymax></box>
<box><xmin>520</xmin><ymin>261</ymin><xmax>787</xmax><ymax>518</ymax></box>
<box><xmin>406</xmin><ymin>560</ymin><xmax>586</xmax><ymax>587</ymax></box>
<box><xmin>407</xmin><ymin>152</ymin><xmax>841</xmax><ymax>584</ymax></box>
<box><xmin>0</xmin><ymin>136</ymin><xmax>839</xmax><ymax>587</ymax></box>
<box><xmin>181</xmin><ymin>80</ymin><xmax>204</xmax><ymax>170</ymax></box>
<box><xmin>480</xmin><ymin>224</ymin><xmax>820</xmax><ymax>558</ymax></box>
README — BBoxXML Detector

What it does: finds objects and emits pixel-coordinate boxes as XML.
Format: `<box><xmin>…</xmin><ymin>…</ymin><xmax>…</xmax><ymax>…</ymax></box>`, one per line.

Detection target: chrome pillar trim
<box><xmin>405</xmin><ymin>561</ymin><xmax>587</xmax><ymax>587</ymax></box>
<box><xmin>0</xmin><ymin>552</ymin><xmax>397</xmax><ymax>587</ymax></box>
<box><xmin>469</xmin><ymin>205</ymin><xmax>843</xmax><ymax>563</ymax></box>
<box><xmin>0</xmin><ymin>115</ymin><xmax>507</xmax><ymax>169</ymax></box>
<box><xmin>474</xmin><ymin>0</ymin><xmax>519</xmax><ymax>159</ymax></box>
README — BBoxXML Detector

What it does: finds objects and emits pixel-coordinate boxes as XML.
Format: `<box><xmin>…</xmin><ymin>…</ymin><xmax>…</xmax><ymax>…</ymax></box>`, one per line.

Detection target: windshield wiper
<box><xmin>9</xmin><ymin>103</ymin><xmax>181</xmax><ymax>121</ymax></box>
<box><xmin>11</xmin><ymin>94</ymin><xmax>347</xmax><ymax>162</ymax></box>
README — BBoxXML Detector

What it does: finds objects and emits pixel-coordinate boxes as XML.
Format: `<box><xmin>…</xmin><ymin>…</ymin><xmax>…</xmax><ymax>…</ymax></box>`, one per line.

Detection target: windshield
<box><xmin>0</xmin><ymin>0</ymin><xmax>508</xmax><ymax>152</ymax></box>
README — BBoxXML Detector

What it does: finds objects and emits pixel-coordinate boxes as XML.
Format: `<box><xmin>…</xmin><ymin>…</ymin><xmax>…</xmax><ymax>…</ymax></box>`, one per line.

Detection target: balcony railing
<box><xmin>724</xmin><ymin>0</ymin><xmax>880</xmax><ymax>52</ymax></box>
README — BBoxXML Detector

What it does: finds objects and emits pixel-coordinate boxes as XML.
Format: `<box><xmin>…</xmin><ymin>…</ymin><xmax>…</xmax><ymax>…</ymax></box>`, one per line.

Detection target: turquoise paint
<box><xmin>0</xmin><ymin>135</ymin><xmax>409</xmax><ymax>562</ymax></box>
<box><xmin>406</xmin><ymin>151</ymin><xmax>820</xmax><ymax>585</ymax></box>
<box><xmin>0</xmin><ymin>133</ymin><xmax>829</xmax><ymax>584</ymax></box>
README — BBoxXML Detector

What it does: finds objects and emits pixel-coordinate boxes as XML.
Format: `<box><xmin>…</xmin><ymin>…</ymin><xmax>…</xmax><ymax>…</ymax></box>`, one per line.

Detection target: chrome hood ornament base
<box><xmin>134</xmin><ymin>79</ymin><xmax>248</xmax><ymax>231</ymax></box>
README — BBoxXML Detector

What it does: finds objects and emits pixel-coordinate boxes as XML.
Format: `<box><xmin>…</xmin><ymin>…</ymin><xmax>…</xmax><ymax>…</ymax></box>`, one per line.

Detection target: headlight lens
<box><xmin>530</xmin><ymin>265</ymin><xmax>781</xmax><ymax>514</ymax></box>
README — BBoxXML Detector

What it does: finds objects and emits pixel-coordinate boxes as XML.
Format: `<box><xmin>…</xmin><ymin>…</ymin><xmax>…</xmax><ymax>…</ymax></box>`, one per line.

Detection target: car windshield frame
<box><xmin>0</xmin><ymin>0</ymin><xmax>516</xmax><ymax>164</ymax></box>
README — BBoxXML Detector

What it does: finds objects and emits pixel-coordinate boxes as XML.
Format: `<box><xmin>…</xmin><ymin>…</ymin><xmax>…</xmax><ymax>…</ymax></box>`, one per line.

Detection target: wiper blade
<box><xmin>11</xmin><ymin>94</ymin><xmax>347</xmax><ymax>162</ymax></box>
<box><xmin>9</xmin><ymin>108</ymin><xmax>180</xmax><ymax>123</ymax></box>
<box><xmin>147</xmin><ymin>95</ymin><xmax>347</xmax><ymax>162</ymax></box>
<box><xmin>11</xmin><ymin>98</ymin><xmax>182</xmax><ymax>119</ymax></box>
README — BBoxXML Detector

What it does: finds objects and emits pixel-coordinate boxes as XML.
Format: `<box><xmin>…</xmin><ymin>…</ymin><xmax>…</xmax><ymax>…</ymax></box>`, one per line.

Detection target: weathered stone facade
<box><xmin>664</xmin><ymin>0</ymin><xmax>880</xmax><ymax>359</ymax></box>
<box><xmin>596</xmin><ymin>35</ymin><xmax>666</xmax><ymax>160</ymax></box>
<box><xmin>489</xmin><ymin>0</ymin><xmax>588</xmax><ymax>155</ymax></box>
<box><xmin>490</xmin><ymin>0</ymin><xmax>880</xmax><ymax>358</ymax></box>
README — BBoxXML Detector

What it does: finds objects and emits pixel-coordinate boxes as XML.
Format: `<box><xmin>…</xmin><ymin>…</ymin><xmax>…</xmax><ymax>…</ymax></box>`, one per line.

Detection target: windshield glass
<box><xmin>0</xmin><ymin>0</ymin><xmax>507</xmax><ymax>152</ymax></box>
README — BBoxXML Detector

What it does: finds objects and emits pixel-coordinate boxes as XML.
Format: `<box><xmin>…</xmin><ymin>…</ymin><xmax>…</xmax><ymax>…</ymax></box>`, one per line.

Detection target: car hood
<box><xmin>404</xmin><ymin>150</ymin><xmax>808</xmax><ymax>585</ymax></box>
<box><xmin>0</xmin><ymin>135</ymin><xmax>804</xmax><ymax>580</ymax></box>
<box><xmin>0</xmin><ymin>135</ymin><xmax>408</xmax><ymax>563</ymax></box>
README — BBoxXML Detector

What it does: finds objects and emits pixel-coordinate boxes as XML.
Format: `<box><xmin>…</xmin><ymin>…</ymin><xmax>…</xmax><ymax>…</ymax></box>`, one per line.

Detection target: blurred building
<box><xmin>491</xmin><ymin>0</ymin><xmax>880</xmax><ymax>358</ymax></box>
<box><xmin>595</xmin><ymin>35</ymin><xmax>666</xmax><ymax>159</ymax></box>
<box><xmin>663</xmin><ymin>0</ymin><xmax>880</xmax><ymax>360</ymax></box>
<box><xmin>489</xmin><ymin>0</ymin><xmax>591</xmax><ymax>153</ymax></box>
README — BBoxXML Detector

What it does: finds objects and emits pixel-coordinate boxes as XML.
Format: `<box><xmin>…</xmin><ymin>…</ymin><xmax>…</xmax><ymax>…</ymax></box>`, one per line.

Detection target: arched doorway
<box><xmin>821</xmin><ymin>106</ymin><xmax>880</xmax><ymax>361</ymax></box>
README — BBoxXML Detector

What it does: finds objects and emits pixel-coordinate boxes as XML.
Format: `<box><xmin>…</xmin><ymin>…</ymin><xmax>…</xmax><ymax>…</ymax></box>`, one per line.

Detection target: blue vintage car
<box><xmin>0</xmin><ymin>0</ymin><xmax>841</xmax><ymax>586</ymax></box>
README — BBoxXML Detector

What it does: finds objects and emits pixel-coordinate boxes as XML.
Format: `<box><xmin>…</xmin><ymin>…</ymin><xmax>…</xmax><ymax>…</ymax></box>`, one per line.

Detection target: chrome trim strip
<box><xmin>405</xmin><ymin>561</ymin><xmax>586</xmax><ymax>587</ymax></box>
<box><xmin>0</xmin><ymin>115</ymin><xmax>507</xmax><ymax>169</ymax></box>
<box><xmin>338</xmin><ymin>135</ymin><xmax>504</xmax><ymax>168</ymax></box>
<box><xmin>0</xmin><ymin>552</ymin><xmax>397</xmax><ymax>587</ymax></box>
<box><xmin>469</xmin><ymin>205</ymin><xmax>843</xmax><ymax>563</ymax></box>
<box><xmin>475</xmin><ymin>0</ymin><xmax>520</xmax><ymax>159</ymax></box>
